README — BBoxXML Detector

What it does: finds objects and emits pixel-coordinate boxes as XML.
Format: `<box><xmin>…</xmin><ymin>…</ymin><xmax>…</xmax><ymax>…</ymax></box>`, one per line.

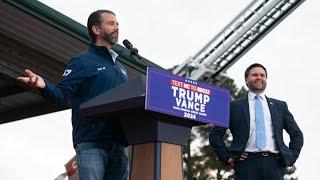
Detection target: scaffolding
<box><xmin>173</xmin><ymin>0</ymin><xmax>305</xmax><ymax>84</ymax></box>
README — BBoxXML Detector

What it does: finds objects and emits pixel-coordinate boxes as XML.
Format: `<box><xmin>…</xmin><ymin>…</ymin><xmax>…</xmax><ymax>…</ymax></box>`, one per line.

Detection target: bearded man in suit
<box><xmin>209</xmin><ymin>63</ymin><xmax>303</xmax><ymax>180</ymax></box>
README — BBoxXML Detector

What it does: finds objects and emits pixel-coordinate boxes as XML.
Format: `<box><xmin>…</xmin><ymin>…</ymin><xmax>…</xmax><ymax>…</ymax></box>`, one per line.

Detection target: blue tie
<box><xmin>255</xmin><ymin>95</ymin><xmax>266</xmax><ymax>150</ymax></box>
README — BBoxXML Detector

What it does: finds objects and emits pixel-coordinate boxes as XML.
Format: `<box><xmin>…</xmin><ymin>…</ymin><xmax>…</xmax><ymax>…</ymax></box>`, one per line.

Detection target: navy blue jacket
<box><xmin>42</xmin><ymin>44</ymin><xmax>128</xmax><ymax>147</ymax></box>
<box><xmin>209</xmin><ymin>95</ymin><xmax>303</xmax><ymax>167</ymax></box>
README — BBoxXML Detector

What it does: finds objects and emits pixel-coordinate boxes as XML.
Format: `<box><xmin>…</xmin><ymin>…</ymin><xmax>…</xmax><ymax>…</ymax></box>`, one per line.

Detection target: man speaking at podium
<box><xmin>18</xmin><ymin>10</ymin><xmax>129</xmax><ymax>180</ymax></box>
<box><xmin>209</xmin><ymin>63</ymin><xmax>303</xmax><ymax>180</ymax></box>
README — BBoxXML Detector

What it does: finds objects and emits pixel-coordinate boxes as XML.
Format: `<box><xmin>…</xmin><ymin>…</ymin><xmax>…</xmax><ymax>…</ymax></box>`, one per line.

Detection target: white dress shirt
<box><xmin>109</xmin><ymin>48</ymin><xmax>118</xmax><ymax>64</ymax></box>
<box><xmin>245</xmin><ymin>91</ymin><xmax>278</xmax><ymax>153</ymax></box>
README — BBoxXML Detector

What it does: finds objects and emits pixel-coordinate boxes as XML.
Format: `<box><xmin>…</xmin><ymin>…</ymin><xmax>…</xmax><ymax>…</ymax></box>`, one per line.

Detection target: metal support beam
<box><xmin>173</xmin><ymin>0</ymin><xmax>305</xmax><ymax>83</ymax></box>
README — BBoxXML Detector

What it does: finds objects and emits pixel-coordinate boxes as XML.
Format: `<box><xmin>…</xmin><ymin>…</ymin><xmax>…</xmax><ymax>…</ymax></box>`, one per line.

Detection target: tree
<box><xmin>183</xmin><ymin>77</ymin><xmax>246</xmax><ymax>180</ymax></box>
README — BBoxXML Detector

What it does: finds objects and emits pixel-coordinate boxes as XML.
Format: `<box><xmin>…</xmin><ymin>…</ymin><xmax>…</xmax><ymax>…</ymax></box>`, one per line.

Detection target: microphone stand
<box><xmin>129</xmin><ymin>48</ymin><xmax>148</xmax><ymax>70</ymax></box>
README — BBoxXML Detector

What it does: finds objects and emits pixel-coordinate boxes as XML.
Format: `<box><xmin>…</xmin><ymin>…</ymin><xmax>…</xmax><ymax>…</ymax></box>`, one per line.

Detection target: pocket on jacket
<box><xmin>280</xmin><ymin>147</ymin><xmax>293</xmax><ymax>166</ymax></box>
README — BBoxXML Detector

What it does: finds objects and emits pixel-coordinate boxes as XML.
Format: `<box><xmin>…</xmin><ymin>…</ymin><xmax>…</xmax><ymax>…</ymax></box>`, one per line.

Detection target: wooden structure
<box><xmin>0</xmin><ymin>0</ymin><xmax>159</xmax><ymax>124</ymax></box>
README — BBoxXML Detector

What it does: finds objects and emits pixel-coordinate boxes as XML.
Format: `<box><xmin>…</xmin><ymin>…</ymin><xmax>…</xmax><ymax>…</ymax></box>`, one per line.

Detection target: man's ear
<box><xmin>92</xmin><ymin>26</ymin><xmax>100</xmax><ymax>37</ymax></box>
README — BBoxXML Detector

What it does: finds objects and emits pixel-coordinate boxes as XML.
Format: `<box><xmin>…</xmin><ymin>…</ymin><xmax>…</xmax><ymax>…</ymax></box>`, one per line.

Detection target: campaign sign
<box><xmin>145</xmin><ymin>67</ymin><xmax>230</xmax><ymax>127</ymax></box>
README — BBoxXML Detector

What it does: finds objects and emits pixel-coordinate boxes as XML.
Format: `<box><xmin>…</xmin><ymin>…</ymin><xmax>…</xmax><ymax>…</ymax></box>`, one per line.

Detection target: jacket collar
<box><xmin>88</xmin><ymin>44</ymin><xmax>116</xmax><ymax>63</ymax></box>
<box><xmin>240</xmin><ymin>93</ymin><xmax>277</xmax><ymax>127</ymax></box>
<box><xmin>248</xmin><ymin>91</ymin><xmax>267</xmax><ymax>102</ymax></box>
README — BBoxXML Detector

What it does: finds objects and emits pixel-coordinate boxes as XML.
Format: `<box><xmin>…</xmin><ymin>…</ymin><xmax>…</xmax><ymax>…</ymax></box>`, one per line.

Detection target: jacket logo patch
<box><xmin>120</xmin><ymin>68</ymin><xmax>126</xmax><ymax>76</ymax></box>
<box><xmin>63</xmin><ymin>69</ymin><xmax>72</xmax><ymax>77</ymax></box>
<box><xmin>97</xmin><ymin>67</ymin><xmax>106</xmax><ymax>71</ymax></box>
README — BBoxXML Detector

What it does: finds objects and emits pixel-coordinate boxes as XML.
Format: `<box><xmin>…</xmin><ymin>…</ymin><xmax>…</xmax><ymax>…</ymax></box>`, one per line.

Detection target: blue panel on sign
<box><xmin>145</xmin><ymin>67</ymin><xmax>230</xmax><ymax>128</ymax></box>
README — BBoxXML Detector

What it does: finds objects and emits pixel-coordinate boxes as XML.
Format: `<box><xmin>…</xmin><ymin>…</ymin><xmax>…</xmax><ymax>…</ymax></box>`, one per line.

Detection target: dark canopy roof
<box><xmin>0</xmin><ymin>0</ymin><xmax>163</xmax><ymax>124</ymax></box>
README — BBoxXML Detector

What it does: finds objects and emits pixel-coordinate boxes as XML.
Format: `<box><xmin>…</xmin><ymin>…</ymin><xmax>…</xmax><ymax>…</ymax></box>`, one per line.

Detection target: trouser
<box><xmin>234</xmin><ymin>152</ymin><xmax>284</xmax><ymax>180</ymax></box>
<box><xmin>75</xmin><ymin>142</ymin><xmax>128</xmax><ymax>180</ymax></box>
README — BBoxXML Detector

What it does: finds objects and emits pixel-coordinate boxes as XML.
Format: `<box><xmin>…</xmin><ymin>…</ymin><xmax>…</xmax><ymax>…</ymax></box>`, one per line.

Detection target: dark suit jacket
<box><xmin>209</xmin><ymin>95</ymin><xmax>303</xmax><ymax>167</ymax></box>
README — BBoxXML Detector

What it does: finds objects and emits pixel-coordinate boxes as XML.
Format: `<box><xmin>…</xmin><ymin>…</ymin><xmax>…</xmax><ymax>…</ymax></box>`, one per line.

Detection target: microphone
<box><xmin>123</xmin><ymin>39</ymin><xmax>139</xmax><ymax>56</ymax></box>
<box><xmin>123</xmin><ymin>39</ymin><xmax>147</xmax><ymax>68</ymax></box>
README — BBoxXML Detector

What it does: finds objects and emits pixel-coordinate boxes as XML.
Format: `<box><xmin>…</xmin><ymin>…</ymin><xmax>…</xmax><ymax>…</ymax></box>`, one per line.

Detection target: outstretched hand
<box><xmin>17</xmin><ymin>69</ymin><xmax>46</xmax><ymax>89</ymax></box>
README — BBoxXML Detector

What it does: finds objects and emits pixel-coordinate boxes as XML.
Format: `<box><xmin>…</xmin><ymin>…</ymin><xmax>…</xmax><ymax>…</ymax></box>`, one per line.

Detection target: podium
<box><xmin>80</xmin><ymin>68</ymin><xmax>230</xmax><ymax>180</ymax></box>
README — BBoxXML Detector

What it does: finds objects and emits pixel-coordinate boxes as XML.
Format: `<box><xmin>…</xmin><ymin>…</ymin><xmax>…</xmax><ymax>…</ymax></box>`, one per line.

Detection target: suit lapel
<box><xmin>266</xmin><ymin>96</ymin><xmax>277</xmax><ymax>126</ymax></box>
<box><xmin>241</xmin><ymin>96</ymin><xmax>250</xmax><ymax>127</ymax></box>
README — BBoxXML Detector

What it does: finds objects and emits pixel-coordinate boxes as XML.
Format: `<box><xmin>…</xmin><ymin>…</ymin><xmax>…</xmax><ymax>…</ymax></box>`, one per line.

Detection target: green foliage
<box><xmin>183</xmin><ymin>76</ymin><xmax>246</xmax><ymax>180</ymax></box>
<box><xmin>284</xmin><ymin>166</ymin><xmax>298</xmax><ymax>180</ymax></box>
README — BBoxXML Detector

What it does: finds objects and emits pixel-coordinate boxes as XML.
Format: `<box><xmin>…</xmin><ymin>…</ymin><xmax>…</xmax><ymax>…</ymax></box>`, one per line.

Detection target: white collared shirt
<box><xmin>245</xmin><ymin>91</ymin><xmax>278</xmax><ymax>153</ymax></box>
<box><xmin>108</xmin><ymin>48</ymin><xmax>118</xmax><ymax>64</ymax></box>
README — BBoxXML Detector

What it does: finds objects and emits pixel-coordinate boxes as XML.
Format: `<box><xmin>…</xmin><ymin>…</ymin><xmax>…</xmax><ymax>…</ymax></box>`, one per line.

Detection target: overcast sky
<box><xmin>0</xmin><ymin>0</ymin><xmax>319</xmax><ymax>179</ymax></box>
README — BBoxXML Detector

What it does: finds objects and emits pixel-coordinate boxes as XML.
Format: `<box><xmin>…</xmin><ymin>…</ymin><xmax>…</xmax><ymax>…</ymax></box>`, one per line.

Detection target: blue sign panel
<box><xmin>145</xmin><ymin>67</ymin><xmax>230</xmax><ymax>127</ymax></box>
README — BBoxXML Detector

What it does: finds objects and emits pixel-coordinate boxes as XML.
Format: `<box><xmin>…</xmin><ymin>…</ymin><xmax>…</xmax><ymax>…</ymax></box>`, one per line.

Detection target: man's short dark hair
<box><xmin>87</xmin><ymin>10</ymin><xmax>116</xmax><ymax>43</ymax></box>
<box><xmin>244</xmin><ymin>63</ymin><xmax>267</xmax><ymax>79</ymax></box>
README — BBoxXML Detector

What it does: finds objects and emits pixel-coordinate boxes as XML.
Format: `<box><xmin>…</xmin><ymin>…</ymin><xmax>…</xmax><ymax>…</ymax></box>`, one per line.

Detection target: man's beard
<box><xmin>248</xmin><ymin>81</ymin><xmax>266</xmax><ymax>93</ymax></box>
<box><xmin>101</xmin><ymin>30</ymin><xmax>118</xmax><ymax>45</ymax></box>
